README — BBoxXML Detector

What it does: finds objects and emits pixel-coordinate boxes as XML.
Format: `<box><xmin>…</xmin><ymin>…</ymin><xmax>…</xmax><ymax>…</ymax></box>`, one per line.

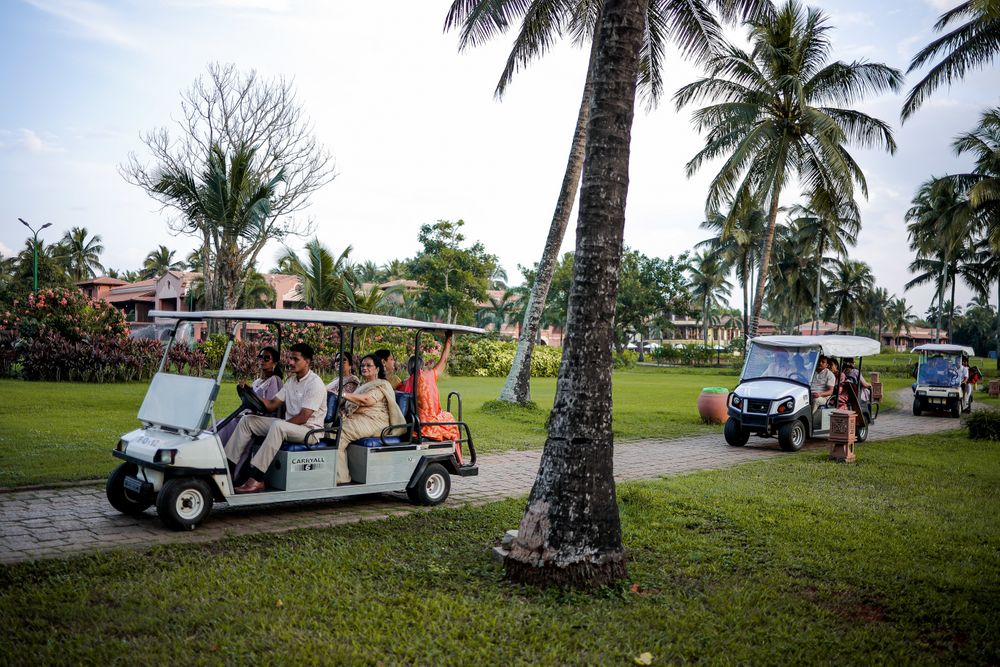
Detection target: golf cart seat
<box><xmin>347</xmin><ymin>393</ymin><xmax>415</xmax><ymax>448</ymax></box>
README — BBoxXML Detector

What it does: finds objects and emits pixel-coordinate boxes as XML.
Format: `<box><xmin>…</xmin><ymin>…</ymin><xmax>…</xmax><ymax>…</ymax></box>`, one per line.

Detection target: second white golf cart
<box><xmin>725</xmin><ymin>335</ymin><xmax>881</xmax><ymax>451</ymax></box>
<box><xmin>105</xmin><ymin>309</ymin><xmax>483</xmax><ymax>531</ymax></box>
<box><xmin>910</xmin><ymin>343</ymin><xmax>976</xmax><ymax>417</ymax></box>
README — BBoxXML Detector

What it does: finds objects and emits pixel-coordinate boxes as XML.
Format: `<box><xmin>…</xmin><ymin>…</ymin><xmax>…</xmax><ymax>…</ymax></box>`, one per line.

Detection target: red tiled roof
<box><xmin>76</xmin><ymin>276</ymin><xmax>128</xmax><ymax>287</ymax></box>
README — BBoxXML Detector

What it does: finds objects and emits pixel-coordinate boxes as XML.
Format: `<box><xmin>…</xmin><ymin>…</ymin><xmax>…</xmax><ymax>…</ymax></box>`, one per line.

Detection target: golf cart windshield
<box><xmin>917</xmin><ymin>354</ymin><xmax>962</xmax><ymax>388</ymax></box>
<box><xmin>743</xmin><ymin>343</ymin><xmax>819</xmax><ymax>383</ymax></box>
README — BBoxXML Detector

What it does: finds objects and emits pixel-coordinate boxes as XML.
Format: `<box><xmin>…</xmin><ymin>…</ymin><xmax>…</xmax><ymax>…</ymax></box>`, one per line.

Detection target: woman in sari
<box><xmin>399</xmin><ymin>332</ymin><xmax>460</xmax><ymax>444</ymax></box>
<box><xmin>336</xmin><ymin>354</ymin><xmax>407</xmax><ymax>484</ymax></box>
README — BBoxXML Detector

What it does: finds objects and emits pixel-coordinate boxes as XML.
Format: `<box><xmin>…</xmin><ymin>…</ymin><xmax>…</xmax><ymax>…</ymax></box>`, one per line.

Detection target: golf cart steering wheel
<box><xmin>236</xmin><ymin>383</ymin><xmax>268</xmax><ymax>415</ymax></box>
<box><xmin>791</xmin><ymin>372</ymin><xmax>809</xmax><ymax>383</ymax></box>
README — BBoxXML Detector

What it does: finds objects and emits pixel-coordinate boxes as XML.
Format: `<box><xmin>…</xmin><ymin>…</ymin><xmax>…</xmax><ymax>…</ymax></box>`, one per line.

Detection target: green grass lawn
<box><xmin>0</xmin><ymin>369</ymin><xmax>737</xmax><ymax>488</ymax></box>
<box><xmin>1</xmin><ymin>430</ymin><xmax>996</xmax><ymax>664</ymax></box>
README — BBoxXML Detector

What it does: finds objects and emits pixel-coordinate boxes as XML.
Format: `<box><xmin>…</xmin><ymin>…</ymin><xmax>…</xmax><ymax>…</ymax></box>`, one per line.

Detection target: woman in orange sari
<box><xmin>399</xmin><ymin>332</ymin><xmax>460</xmax><ymax>443</ymax></box>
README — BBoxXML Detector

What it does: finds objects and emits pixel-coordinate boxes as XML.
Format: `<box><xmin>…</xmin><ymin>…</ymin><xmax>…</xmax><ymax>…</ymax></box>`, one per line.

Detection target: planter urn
<box><xmin>697</xmin><ymin>387</ymin><xmax>730</xmax><ymax>424</ymax></box>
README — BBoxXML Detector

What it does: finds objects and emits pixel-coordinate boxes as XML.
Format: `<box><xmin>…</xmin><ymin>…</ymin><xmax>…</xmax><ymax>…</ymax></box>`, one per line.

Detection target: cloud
<box><xmin>22</xmin><ymin>0</ymin><xmax>142</xmax><ymax>49</ymax></box>
<box><xmin>0</xmin><ymin>128</ymin><xmax>60</xmax><ymax>153</ymax></box>
<box><xmin>924</xmin><ymin>0</ymin><xmax>959</xmax><ymax>11</ymax></box>
<box><xmin>0</xmin><ymin>240</ymin><xmax>12</xmax><ymax>258</ymax></box>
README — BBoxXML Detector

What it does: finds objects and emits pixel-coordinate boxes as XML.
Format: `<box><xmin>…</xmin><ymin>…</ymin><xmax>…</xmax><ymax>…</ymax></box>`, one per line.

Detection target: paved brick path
<box><xmin>0</xmin><ymin>390</ymin><xmax>967</xmax><ymax>564</ymax></box>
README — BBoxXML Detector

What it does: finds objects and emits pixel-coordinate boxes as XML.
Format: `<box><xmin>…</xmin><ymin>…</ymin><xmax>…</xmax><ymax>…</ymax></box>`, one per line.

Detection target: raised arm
<box><xmin>432</xmin><ymin>332</ymin><xmax>453</xmax><ymax>376</ymax></box>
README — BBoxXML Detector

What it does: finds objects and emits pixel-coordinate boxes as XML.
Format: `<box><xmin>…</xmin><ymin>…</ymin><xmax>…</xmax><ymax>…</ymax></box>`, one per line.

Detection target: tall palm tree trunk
<box><xmin>499</xmin><ymin>33</ymin><xmax>600</xmax><ymax>406</ymax></box>
<box><xmin>936</xmin><ymin>262</ymin><xmax>945</xmax><ymax>343</ymax></box>
<box><xmin>703</xmin><ymin>294</ymin><xmax>709</xmax><ymax>346</ymax></box>
<box><xmin>996</xmin><ymin>279</ymin><xmax>1000</xmax><ymax>370</ymax></box>
<box><xmin>505</xmin><ymin>0</ymin><xmax>646</xmax><ymax>588</ymax></box>
<box><xmin>948</xmin><ymin>272</ymin><xmax>956</xmax><ymax>342</ymax></box>
<box><xmin>742</xmin><ymin>256</ymin><xmax>750</xmax><ymax>341</ymax></box>
<box><xmin>813</xmin><ymin>246</ymin><xmax>822</xmax><ymax>334</ymax></box>
<box><xmin>749</xmin><ymin>179</ymin><xmax>784</xmax><ymax>338</ymax></box>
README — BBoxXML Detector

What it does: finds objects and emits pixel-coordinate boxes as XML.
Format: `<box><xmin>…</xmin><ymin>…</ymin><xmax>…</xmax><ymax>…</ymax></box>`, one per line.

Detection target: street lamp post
<box><xmin>18</xmin><ymin>218</ymin><xmax>53</xmax><ymax>291</ymax></box>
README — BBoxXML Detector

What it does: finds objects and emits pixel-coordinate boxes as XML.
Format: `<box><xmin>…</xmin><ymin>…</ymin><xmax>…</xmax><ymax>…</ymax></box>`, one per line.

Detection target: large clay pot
<box><xmin>697</xmin><ymin>387</ymin><xmax>730</xmax><ymax>424</ymax></box>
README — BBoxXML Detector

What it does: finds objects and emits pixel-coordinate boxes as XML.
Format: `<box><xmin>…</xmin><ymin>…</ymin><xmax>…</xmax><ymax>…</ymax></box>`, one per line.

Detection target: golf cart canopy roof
<box><xmin>148</xmin><ymin>309</ymin><xmax>486</xmax><ymax>335</ymax></box>
<box><xmin>911</xmin><ymin>343</ymin><xmax>975</xmax><ymax>356</ymax></box>
<box><xmin>751</xmin><ymin>335</ymin><xmax>881</xmax><ymax>357</ymax></box>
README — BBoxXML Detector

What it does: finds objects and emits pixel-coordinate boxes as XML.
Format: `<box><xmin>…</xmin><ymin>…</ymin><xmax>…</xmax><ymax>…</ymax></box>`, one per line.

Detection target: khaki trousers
<box><xmin>224</xmin><ymin>415</ymin><xmax>317</xmax><ymax>474</ymax></box>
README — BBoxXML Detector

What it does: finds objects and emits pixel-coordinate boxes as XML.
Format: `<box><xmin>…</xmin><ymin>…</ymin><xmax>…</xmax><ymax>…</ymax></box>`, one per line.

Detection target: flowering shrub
<box><xmin>448</xmin><ymin>337</ymin><xmax>562</xmax><ymax>377</ymax></box>
<box><xmin>2</xmin><ymin>288</ymin><xmax>127</xmax><ymax>342</ymax></box>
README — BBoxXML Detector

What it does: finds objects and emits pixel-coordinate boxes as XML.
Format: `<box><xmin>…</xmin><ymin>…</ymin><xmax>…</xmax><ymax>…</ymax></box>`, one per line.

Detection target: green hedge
<box><xmin>448</xmin><ymin>337</ymin><xmax>563</xmax><ymax>377</ymax></box>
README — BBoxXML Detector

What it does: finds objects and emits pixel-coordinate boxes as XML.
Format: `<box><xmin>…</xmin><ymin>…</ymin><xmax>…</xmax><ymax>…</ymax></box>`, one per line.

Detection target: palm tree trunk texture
<box><xmin>996</xmin><ymin>279</ymin><xmax>999</xmax><ymax>370</ymax></box>
<box><xmin>948</xmin><ymin>273</ymin><xmax>956</xmax><ymax>343</ymax></box>
<box><xmin>936</xmin><ymin>261</ymin><xmax>945</xmax><ymax>343</ymax></box>
<box><xmin>742</xmin><ymin>256</ymin><xmax>749</xmax><ymax>342</ymax></box>
<box><xmin>499</xmin><ymin>32</ymin><xmax>600</xmax><ymax>406</ymax></box>
<box><xmin>505</xmin><ymin>0</ymin><xmax>647</xmax><ymax>588</ymax></box>
<box><xmin>813</xmin><ymin>246</ymin><xmax>822</xmax><ymax>335</ymax></box>
<box><xmin>749</xmin><ymin>180</ymin><xmax>783</xmax><ymax>338</ymax></box>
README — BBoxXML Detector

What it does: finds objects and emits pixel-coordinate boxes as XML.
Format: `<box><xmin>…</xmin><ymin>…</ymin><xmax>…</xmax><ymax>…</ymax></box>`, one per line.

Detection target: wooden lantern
<box><xmin>828</xmin><ymin>409</ymin><xmax>856</xmax><ymax>463</ymax></box>
<box><xmin>989</xmin><ymin>379</ymin><xmax>1000</xmax><ymax>398</ymax></box>
<box><xmin>869</xmin><ymin>371</ymin><xmax>880</xmax><ymax>383</ymax></box>
<box><xmin>871</xmin><ymin>381</ymin><xmax>883</xmax><ymax>401</ymax></box>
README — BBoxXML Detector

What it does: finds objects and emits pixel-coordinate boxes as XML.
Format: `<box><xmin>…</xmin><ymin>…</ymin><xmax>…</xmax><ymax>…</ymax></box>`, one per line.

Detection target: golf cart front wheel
<box><xmin>407</xmin><ymin>463</ymin><xmax>451</xmax><ymax>506</ymax></box>
<box><xmin>951</xmin><ymin>401</ymin><xmax>961</xmax><ymax>418</ymax></box>
<box><xmin>156</xmin><ymin>478</ymin><xmax>214</xmax><ymax>531</ymax></box>
<box><xmin>724</xmin><ymin>418</ymin><xmax>749</xmax><ymax>447</ymax></box>
<box><xmin>777</xmin><ymin>420</ymin><xmax>806</xmax><ymax>452</ymax></box>
<box><xmin>912</xmin><ymin>399</ymin><xmax>922</xmax><ymax>416</ymax></box>
<box><xmin>106</xmin><ymin>463</ymin><xmax>153</xmax><ymax>516</ymax></box>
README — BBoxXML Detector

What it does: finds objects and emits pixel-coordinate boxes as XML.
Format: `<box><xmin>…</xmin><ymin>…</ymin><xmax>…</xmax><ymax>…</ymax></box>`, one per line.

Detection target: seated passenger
<box><xmin>325</xmin><ymin>353</ymin><xmax>360</xmax><ymax>419</ymax></box>
<box><xmin>763</xmin><ymin>351</ymin><xmax>795</xmax><ymax>378</ymax></box>
<box><xmin>225</xmin><ymin>343</ymin><xmax>327</xmax><ymax>494</ymax></box>
<box><xmin>842</xmin><ymin>358</ymin><xmax>871</xmax><ymax>403</ymax></box>
<box><xmin>374</xmin><ymin>348</ymin><xmax>402</xmax><ymax>388</ymax></box>
<box><xmin>336</xmin><ymin>354</ymin><xmax>407</xmax><ymax>484</ymax></box>
<box><xmin>398</xmin><ymin>332</ymin><xmax>460</xmax><ymax>443</ymax></box>
<box><xmin>809</xmin><ymin>355</ymin><xmax>836</xmax><ymax>410</ymax></box>
<box><xmin>217</xmin><ymin>346</ymin><xmax>283</xmax><ymax>446</ymax></box>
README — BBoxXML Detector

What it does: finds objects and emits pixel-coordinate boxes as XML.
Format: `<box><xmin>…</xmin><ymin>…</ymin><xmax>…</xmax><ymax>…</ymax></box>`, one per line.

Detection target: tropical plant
<box><xmin>277</xmin><ymin>239</ymin><xmax>354</xmax><ymax>311</ymax></box>
<box><xmin>675</xmin><ymin>0</ymin><xmax>902</xmax><ymax>338</ymax></box>
<box><xmin>953</xmin><ymin>106</ymin><xmax>1000</xmax><ymax>248</ymax></box>
<box><xmin>905</xmin><ymin>176</ymin><xmax>979</xmax><ymax>341</ymax></box>
<box><xmin>59</xmin><ymin>227</ymin><xmax>105</xmax><ymax>282</ymax></box>
<box><xmin>765</xmin><ymin>221</ymin><xmax>818</xmax><ymax>332</ymax></box>
<box><xmin>477</xmin><ymin>289</ymin><xmax>519</xmax><ymax>331</ymax></box>
<box><xmin>141</xmin><ymin>245</ymin><xmax>183</xmax><ymax>280</ymax></box>
<box><xmin>686</xmin><ymin>249</ymin><xmax>732</xmax><ymax>346</ymax></box>
<box><xmin>789</xmin><ymin>189</ymin><xmax>861</xmax><ymax>333</ymax></box>
<box><xmin>446</xmin><ymin>0</ymin><xmax>773</xmax><ymax>405</ymax></box>
<box><xmin>902</xmin><ymin>0</ymin><xmax>1000</xmax><ymax>121</ymax></box>
<box><xmin>825</xmin><ymin>259</ymin><xmax>874</xmax><ymax>333</ymax></box>
<box><xmin>885</xmin><ymin>297</ymin><xmax>915</xmax><ymax>347</ymax></box>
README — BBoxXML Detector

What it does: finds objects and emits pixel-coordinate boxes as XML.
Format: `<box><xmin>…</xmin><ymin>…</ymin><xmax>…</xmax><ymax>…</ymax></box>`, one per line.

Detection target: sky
<box><xmin>1</xmin><ymin>0</ymin><xmax>998</xmax><ymax>319</ymax></box>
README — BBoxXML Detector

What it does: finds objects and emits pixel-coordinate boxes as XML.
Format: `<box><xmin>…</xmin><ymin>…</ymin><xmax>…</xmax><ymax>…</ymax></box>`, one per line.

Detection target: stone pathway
<box><xmin>0</xmin><ymin>389</ymin><xmax>968</xmax><ymax>564</ymax></box>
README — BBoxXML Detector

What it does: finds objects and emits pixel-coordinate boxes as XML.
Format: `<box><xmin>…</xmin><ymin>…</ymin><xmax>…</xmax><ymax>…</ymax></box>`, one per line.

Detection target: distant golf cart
<box><xmin>725</xmin><ymin>335</ymin><xmax>881</xmax><ymax>451</ymax></box>
<box><xmin>106</xmin><ymin>309</ymin><xmax>483</xmax><ymax>531</ymax></box>
<box><xmin>910</xmin><ymin>343</ymin><xmax>975</xmax><ymax>417</ymax></box>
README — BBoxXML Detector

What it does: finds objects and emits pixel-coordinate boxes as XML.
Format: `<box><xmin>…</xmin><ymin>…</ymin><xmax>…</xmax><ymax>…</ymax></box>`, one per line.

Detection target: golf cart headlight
<box><xmin>917</xmin><ymin>390</ymin><xmax>927</xmax><ymax>396</ymax></box>
<box><xmin>154</xmin><ymin>449</ymin><xmax>177</xmax><ymax>464</ymax></box>
<box><xmin>776</xmin><ymin>397</ymin><xmax>795</xmax><ymax>414</ymax></box>
<box><xmin>116</xmin><ymin>439</ymin><xmax>126</xmax><ymax>452</ymax></box>
<box><xmin>731</xmin><ymin>394</ymin><xmax>742</xmax><ymax>407</ymax></box>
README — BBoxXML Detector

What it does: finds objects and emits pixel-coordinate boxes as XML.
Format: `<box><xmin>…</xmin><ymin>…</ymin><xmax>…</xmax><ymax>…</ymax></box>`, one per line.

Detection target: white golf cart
<box><xmin>910</xmin><ymin>343</ymin><xmax>975</xmax><ymax>417</ymax></box>
<box><xmin>724</xmin><ymin>335</ymin><xmax>881</xmax><ymax>451</ymax></box>
<box><xmin>106</xmin><ymin>309</ymin><xmax>483</xmax><ymax>531</ymax></box>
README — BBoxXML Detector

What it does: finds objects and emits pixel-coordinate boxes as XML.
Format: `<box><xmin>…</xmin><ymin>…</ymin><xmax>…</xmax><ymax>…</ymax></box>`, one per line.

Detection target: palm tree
<box><xmin>905</xmin><ymin>176</ymin><xmax>978</xmax><ymax>341</ymax></box>
<box><xmin>152</xmin><ymin>143</ymin><xmax>284</xmax><ymax>309</ymax></box>
<box><xmin>477</xmin><ymin>289</ymin><xmax>519</xmax><ymax>331</ymax></box>
<box><xmin>967</xmin><ymin>238</ymin><xmax>1000</xmax><ymax>367</ymax></box>
<box><xmin>789</xmin><ymin>189</ymin><xmax>861</xmax><ymax>334</ymax></box>
<box><xmin>60</xmin><ymin>227</ymin><xmax>105</xmax><ymax>282</ymax></box>
<box><xmin>825</xmin><ymin>259</ymin><xmax>874</xmax><ymax>333</ymax></box>
<box><xmin>885</xmin><ymin>297</ymin><xmax>915</xmax><ymax>349</ymax></box>
<box><xmin>696</xmin><ymin>197</ymin><xmax>765</xmax><ymax>341</ymax></box>
<box><xmin>141</xmin><ymin>245</ymin><xmax>183</xmax><ymax>280</ymax></box>
<box><xmin>501</xmin><ymin>0</ymin><xmax>647</xmax><ymax>589</ymax></box>
<box><xmin>381</xmin><ymin>259</ymin><xmax>410</xmax><ymax>281</ymax></box>
<box><xmin>902</xmin><ymin>0</ymin><xmax>1000</xmax><ymax>121</ymax></box>
<box><xmin>278</xmin><ymin>239</ymin><xmax>354</xmax><ymax>311</ymax></box>
<box><xmin>953</xmin><ymin>106</ymin><xmax>1000</xmax><ymax>248</ymax></box>
<box><xmin>675</xmin><ymin>0</ymin><xmax>902</xmax><ymax>339</ymax></box>
<box><xmin>766</xmin><ymin>220</ymin><xmax>818</xmax><ymax>332</ymax></box>
<box><xmin>865</xmin><ymin>286</ymin><xmax>892</xmax><ymax>341</ymax></box>
<box><xmin>686</xmin><ymin>250</ymin><xmax>732</xmax><ymax>346</ymax></box>
<box><xmin>346</xmin><ymin>283</ymin><xmax>398</xmax><ymax>315</ymax></box>
<box><xmin>447</xmin><ymin>0</ymin><xmax>772</xmax><ymax>405</ymax></box>
<box><xmin>353</xmin><ymin>260</ymin><xmax>381</xmax><ymax>284</ymax></box>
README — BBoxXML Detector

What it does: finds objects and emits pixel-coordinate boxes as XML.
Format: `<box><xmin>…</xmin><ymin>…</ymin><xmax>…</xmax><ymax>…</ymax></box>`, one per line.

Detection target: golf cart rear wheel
<box><xmin>407</xmin><ymin>463</ymin><xmax>451</xmax><ymax>506</ymax></box>
<box><xmin>156</xmin><ymin>478</ymin><xmax>213</xmax><ymax>531</ymax></box>
<box><xmin>912</xmin><ymin>399</ymin><xmax>922</xmax><ymax>416</ymax></box>
<box><xmin>724</xmin><ymin>418</ymin><xmax>749</xmax><ymax>447</ymax></box>
<box><xmin>856</xmin><ymin>422</ymin><xmax>869</xmax><ymax>442</ymax></box>
<box><xmin>777</xmin><ymin>420</ymin><xmax>806</xmax><ymax>452</ymax></box>
<box><xmin>106</xmin><ymin>463</ymin><xmax>153</xmax><ymax>516</ymax></box>
<box><xmin>951</xmin><ymin>401</ymin><xmax>961</xmax><ymax>418</ymax></box>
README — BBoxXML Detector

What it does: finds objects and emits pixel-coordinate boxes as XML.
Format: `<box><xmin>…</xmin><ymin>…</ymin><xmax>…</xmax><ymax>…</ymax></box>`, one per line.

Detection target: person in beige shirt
<box><xmin>225</xmin><ymin>343</ymin><xmax>327</xmax><ymax>494</ymax></box>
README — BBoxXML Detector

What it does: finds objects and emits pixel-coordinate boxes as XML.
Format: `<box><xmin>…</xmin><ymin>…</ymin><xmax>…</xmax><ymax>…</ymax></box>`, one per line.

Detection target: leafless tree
<box><xmin>121</xmin><ymin>63</ymin><xmax>335</xmax><ymax>310</ymax></box>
